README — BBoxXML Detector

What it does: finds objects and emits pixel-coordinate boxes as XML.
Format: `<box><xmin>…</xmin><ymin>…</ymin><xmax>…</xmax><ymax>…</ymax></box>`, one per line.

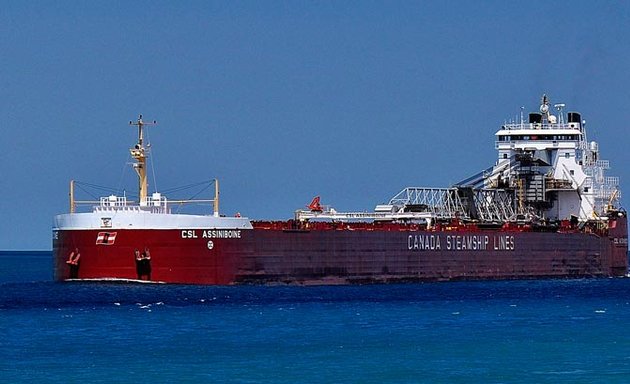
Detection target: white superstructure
<box><xmin>490</xmin><ymin>94</ymin><xmax>619</xmax><ymax>221</ymax></box>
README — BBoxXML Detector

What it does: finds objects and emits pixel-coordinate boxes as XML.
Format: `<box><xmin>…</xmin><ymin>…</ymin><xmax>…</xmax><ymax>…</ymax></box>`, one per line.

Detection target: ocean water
<box><xmin>1</xmin><ymin>251</ymin><xmax>630</xmax><ymax>383</ymax></box>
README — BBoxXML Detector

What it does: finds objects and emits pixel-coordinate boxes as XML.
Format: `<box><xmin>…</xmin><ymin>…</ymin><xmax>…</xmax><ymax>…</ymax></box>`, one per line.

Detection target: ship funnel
<box><xmin>529</xmin><ymin>113</ymin><xmax>542</xmax><ymax>124</ymax></box>
<box><xmin>567</xmin><ymin>112</ymin><xmax>581</xmax><ymax>123</ymax></box>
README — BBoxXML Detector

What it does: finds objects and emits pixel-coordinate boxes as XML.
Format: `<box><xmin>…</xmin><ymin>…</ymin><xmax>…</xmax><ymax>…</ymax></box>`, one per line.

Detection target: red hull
<box><xmin>53</xmin><ymin>216</ymin><xmax>628</xmax><ymax>285</ymax></box>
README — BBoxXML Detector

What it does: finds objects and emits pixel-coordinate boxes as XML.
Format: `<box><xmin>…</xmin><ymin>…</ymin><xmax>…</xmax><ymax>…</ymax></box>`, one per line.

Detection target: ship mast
<box><xmin>129</xmin><ymin>115</ymin><xmax>156</xmax><ymax>206</ymax></box>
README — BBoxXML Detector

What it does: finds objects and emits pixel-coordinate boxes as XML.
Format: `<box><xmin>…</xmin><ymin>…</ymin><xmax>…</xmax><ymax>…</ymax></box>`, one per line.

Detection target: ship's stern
<box><xmin>608</xmin><ymin>211</ymin><xmax>629</xmax><ymax>276</ymax></box>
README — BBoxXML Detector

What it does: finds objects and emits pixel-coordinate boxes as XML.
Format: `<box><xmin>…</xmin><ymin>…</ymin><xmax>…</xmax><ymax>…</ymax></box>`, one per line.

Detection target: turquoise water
<box><xmin>2</xmin><ymin>251</ymin><xmax>630</xmax><ymax>383</ymax></box>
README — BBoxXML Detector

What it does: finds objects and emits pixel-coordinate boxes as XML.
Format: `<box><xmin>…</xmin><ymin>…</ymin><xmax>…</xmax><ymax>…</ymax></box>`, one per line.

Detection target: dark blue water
<box><xmin>2</xmin><ymin>251</ymin><xmax>630</xmax><ymax>383</ymax></box>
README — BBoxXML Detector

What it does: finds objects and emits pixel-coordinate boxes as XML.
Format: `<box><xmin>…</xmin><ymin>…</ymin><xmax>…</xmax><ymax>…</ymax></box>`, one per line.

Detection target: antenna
<box><xmin>554</xmin><ymin>103</ymin><xmax>565</xmax><ymax>125</ymax></box>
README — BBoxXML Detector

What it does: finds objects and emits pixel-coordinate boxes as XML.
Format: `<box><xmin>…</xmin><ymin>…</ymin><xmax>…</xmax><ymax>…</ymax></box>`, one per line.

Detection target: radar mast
<box><xmin>129</xmin><ymin>114</ymin><xmax>156</xmax><ymax>206</ymax></box>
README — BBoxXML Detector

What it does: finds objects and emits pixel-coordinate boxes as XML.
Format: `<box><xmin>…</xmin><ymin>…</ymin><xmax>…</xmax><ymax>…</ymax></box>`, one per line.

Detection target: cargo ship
<box><xmin>52</xmin><ymin>95</ymin><xmax>628</xmax><ymax>284</ymax></box>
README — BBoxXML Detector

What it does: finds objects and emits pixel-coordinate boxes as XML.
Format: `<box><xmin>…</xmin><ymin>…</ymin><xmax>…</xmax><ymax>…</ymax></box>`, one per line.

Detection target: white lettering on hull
<box><xmin>181</xmin><ymin>230</ymin><xmax>242</xmax><ymax>239</ymax></box>
<box><xmin>408</xmin><ymin>234</ymin><xmax>515</xmax><ymax>251</ymax></box>
<box><xmin>407</xmin><ymin>234</ymin><xmax>441</xmax><ymax>250</ymax></box>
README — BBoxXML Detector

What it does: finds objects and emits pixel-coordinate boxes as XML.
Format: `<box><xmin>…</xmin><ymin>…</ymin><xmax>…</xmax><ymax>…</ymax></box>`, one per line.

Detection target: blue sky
<box><xmin>1</xmin><ymin>1</ymin><xmax>629</xmax><ymax>250</ymax></box>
